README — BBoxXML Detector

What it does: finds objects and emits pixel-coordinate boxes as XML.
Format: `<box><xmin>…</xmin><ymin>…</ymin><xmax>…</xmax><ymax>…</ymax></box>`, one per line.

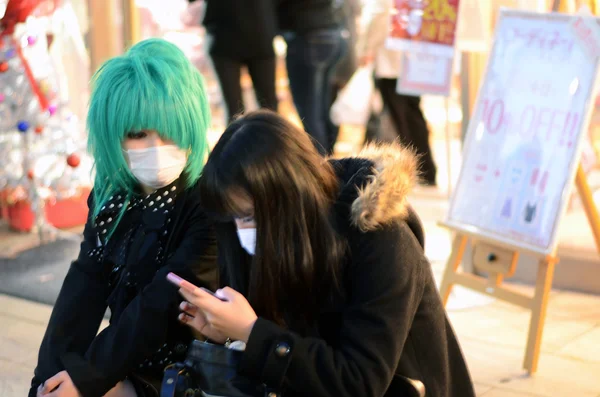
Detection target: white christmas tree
<box><xmin>0</xmin><ymin>1</ymin><xmax>91</xmax><ymax>237</ymax></box>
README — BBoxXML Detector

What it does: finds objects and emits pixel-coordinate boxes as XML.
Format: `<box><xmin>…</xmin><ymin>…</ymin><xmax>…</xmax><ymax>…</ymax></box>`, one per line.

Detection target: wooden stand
<box><xmin>441</xmin><ymin>5</ymin><xmax>600</xmax><ymax>376</ymax></box>
<box><xmin>439</xmin><ymin>234</ymin><xmax>557</xmax><ymax>374</ymax></box>
<box><xmin>440</xmin><ymin>163</ymin><xmax>599</xmax><ymax>374</ymax></box>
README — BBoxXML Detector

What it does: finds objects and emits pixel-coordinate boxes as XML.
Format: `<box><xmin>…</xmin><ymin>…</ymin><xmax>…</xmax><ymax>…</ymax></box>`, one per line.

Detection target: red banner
<box><xmin>387</xmin><ymin>0</ymin><xmax>461</xmax><ymax>96</ymax></box>
<box><xmin>390</xmin><ymin>0</ymin><xmax>460</xmax><ymax>46</ymax></box>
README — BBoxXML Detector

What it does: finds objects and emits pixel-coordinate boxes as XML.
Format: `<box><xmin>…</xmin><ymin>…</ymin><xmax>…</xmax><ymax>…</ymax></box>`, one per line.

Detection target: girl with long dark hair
<box><xmin>177</xmin><ymin>110</ymin><xmax>475</xmax><ymax>397</ymax></box>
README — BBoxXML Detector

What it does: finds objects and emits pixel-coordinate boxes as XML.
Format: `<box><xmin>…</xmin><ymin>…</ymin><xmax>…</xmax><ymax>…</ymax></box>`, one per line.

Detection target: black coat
<box><xmin>29</xmin><ymin>180</ymin><xmax>218</xmax><ymax>397</ymax></box>
<box><xmin>276</xmin><ymin>0</ymin><xmax>344</xmax><ymax>33</ymax></box>
<box><xmin>216</xmin><ymin>145</ymin><xmax>476</xmax><ymax>397</ymax></box>
<box><xmin>197</xmin><ymin>0</ymin><xmax>345</xmax><ymax>59</ymax></box>
<box><xmin>201</xmin><ymin>0</ymin><xmax>277</xmax><ymax>60</ymax></box>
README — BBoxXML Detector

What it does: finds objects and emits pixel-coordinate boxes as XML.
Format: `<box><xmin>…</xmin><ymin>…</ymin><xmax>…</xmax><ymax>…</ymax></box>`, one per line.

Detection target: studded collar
<box><xmin>94</xmin><ymin>180</ymin><xmax>180</xmax><ymax>245</ymax></box>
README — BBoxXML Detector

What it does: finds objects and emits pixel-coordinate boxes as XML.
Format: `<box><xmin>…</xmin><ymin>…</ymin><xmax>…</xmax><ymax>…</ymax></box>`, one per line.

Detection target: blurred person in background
<box><xmin>328</xmin><ymin>0</ymin><xmax>362</xmax><ymax>154</ymax></box>
<box><xmin>357</xmin><ymin>0</ymin><xmax>437</xmax><ymax>186</ymax></box>
<box><xmin>189</xmin><ymin>0</ymin><xmax>278</xmax><ymax>122</ymax></box>
<box><xmin>30</xmin><ymin>39</ymin><xmax>217</xmax><ymax>397</ymax></box>
<box><xmin>278</xmin><ymin>0</ymin><xmax>349</xmax><ymax>155</ymax></box>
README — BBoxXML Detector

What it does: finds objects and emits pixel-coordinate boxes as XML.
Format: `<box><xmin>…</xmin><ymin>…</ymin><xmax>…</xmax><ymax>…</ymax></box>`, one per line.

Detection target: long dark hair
<box><xmin>199</xmin><ymin>110</ymin><xmax>346</xmax><ymax>326</ymax></box>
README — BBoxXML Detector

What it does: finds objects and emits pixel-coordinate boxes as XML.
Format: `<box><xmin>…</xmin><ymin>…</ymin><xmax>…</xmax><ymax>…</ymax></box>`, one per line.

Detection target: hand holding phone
<box><xmin>167</xmin><ymin>272</ymin><xmax>227</xmax><ymax>301</ymax></box>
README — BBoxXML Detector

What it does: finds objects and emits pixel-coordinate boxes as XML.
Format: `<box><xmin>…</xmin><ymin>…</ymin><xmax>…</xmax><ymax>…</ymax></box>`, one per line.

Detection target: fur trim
<box><xmin>349</xmin><ymin>143</ymin><xmax>418</xmax><ymax>231</ymax></box>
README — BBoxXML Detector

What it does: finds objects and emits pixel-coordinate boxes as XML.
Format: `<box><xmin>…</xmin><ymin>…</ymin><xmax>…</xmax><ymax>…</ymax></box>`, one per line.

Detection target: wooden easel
<box><xmin>439</xmin><ymin>164</ymin><xmax>600</xmax><ymax>374</ymax></box>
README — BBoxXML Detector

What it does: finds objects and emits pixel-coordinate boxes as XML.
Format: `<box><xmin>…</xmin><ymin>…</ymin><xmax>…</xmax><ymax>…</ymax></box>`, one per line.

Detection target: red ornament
<box><xmin>1</xmin><ymin>0</ymin><xmax>43</xmax><ymax>36</ymax></box>
<box><xmin>67</xmin><ymin>153</ymin><xmax>80</xmax><ymax>168</ymax></box>
<box><xmin>27</xmin><ymin>169</ymin><xmax>34</xmax><ymax>180</ymax></box>
<box><xmin>0</xmin><ymin>62</ymin><xmax>8</xmax><ymax>73</ymax></box>
<box><xmin>34</xmin><ymin>125</ymin><xmax>44</xmax><ymax>134</ymax></box>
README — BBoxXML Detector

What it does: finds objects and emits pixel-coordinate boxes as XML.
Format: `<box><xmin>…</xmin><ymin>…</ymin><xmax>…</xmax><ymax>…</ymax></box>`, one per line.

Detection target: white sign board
<box><xmin>446</xmin><ymin>9</ymin><xmax>600</xmax><ymax>255</ymax></box>
<box><xmin>396</xmin><ymin>52</ymin><xmax>455</xmax><ymax>96</ymax></box>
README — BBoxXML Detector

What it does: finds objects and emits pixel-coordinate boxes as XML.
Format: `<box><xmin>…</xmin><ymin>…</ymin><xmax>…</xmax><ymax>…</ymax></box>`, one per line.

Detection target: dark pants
<box><xmin>377</xmin><ymin>78</ymin><xmax>437</xmax><ymax>185</ymax></box>
<box><xmin>211</xmin><ymin>56</ymin><xmax>278</xmax><ymax>122</ymax></box>
<box><xmin>284</xmin><ymin>28</ymin><xmax>348</xmax><ymax>155</ymax></box>
<box><xmin>329</xmin><ymin>4</ymin><xmax>360</xmax><ymax>154</ymax></box>
<box><xmin>362</xmin><ymin>111</ymin><xmax>381</xmax><ymax>146</ymax></box>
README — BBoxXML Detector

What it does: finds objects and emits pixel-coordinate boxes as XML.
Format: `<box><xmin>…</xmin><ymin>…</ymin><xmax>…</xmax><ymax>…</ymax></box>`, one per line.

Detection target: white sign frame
<box><xmin>396</xmin><ymin>48</ymin><xmax>455</xmax><ymax>97</ymax></box>
<box><xmin>446</xmin><ymin>8</ymin><xmax>600</xmax><ymax>256</ymax></box>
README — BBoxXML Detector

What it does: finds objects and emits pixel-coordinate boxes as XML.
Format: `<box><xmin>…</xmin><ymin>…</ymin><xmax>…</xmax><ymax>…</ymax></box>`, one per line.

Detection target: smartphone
<box><xmin>166</xmin><ymin>272</ymin><xmax>227</xmax><ymax>301</ymax></box>
<box><xmin>199</xmin><ymin>287</ymin><xmax>228</xmax><ymax>301</ymax></box>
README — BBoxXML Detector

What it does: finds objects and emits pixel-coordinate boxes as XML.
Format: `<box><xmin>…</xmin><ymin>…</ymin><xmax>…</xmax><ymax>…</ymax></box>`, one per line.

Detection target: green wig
<box><xmin>87</xmin><ymin>38</ymin><xmax>211</xmax><ymax>221</ymax></box>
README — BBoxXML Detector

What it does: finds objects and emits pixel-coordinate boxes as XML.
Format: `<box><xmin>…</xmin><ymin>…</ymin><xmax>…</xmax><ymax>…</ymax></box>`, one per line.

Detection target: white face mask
<box><xmin>123</xmin><ymin>145</ymin><xmax>188</xmax><ymax>190</ymax></box>
<box><xmin>236</xmin><ymin>227</ymin><xmax>256</xmax><ymax>255</ymax></box>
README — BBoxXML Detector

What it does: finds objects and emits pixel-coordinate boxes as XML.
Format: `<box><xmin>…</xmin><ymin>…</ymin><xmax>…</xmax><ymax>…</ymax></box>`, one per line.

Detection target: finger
<box><xmin>179</xmin><ymin>301</ymin><xmax>198</xmax><ymax>317</ymax></box>
<box><xmin>40</xmin><ymin>381</ymin><xmax>61</xmax><ymax>396</ymax></box>
<box><xmin>178</xmin><ymin>312</ymin><xmax>194</xmax><ymax>324</ymax></box>
<box><xmin>178</xmin><ymin>288</ymin><xmax>197</xmax><ymax>304</ymax></box>
<box><xmin>218</xmin><ymin>286</ymin><xmax>239</xmax><ymax>300</ymax></box>
<box><xmin>44</xmin><ymin>388</ymin><xmax>63</xmax><ymax>397</ymax></box>
<box><xmin>181</xmin><ymin>288</ymin><xmax>224</xmax><ymax>319</ymax></box>
<box><xmin>40</xmin><ymin>372</ymin><xmax>65</xmax><ymax>395</ymax></box>
<box><xmin>180</xmin><ymin>309</ymin><xmax>195</xmax><ymax>320</ymax></box>
<box><xmin>180</xmin><ymin>300</ymin><xmax>197</xmax><ymax>310</ymax></box>
<box><xmin>180</xmin><ymin>311</ymin><xmax>212</xmax><ymax>336</ymax></box>
<box><xmin>179</xmin><ymin>288</ymin><xmax>216</xmax><ymax>311</ymax></box>
<box><xmin>189</xmin><ymin>286</ymin><xmax>222</xmax><ymax>306</ymax></box>
<box><xmin>179</xmin><ymin>279</ymin><xmax>199</xmax><ymax>293</ymax></box>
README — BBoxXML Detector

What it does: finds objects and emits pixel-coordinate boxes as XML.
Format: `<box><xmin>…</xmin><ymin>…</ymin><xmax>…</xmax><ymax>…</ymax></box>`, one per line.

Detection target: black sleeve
<box><xmin>29</xmin><ymin>193</ymin><xmax>110</xmax><ymax>397</ymax></box>
<box><xmin>239</xmin><ymin>221</ymin><xmax>426</xmax><ymax>397</ymax></box>
<box><xmin>57</xmin><ymin>203</ymin><xmax>215</xmax><ymax>397</ymax></box>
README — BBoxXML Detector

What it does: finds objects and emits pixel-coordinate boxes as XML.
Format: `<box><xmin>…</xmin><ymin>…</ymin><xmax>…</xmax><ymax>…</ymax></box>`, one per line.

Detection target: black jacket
<box><xmin>200</xmin><ymin>0</ymin><xmax>277</xmax><ymax>60</ymax></box>
<box><xmin>29</xmin><ymin>180</ymin><xmax>218</xmax><ymax>397</ymax></box>
<box><xmin>277</xmin><ymin>0</ymin><xmax>344</xmax><ymax>33</ymax></box>
<box><xmin>215</xmin><ymin>145</ymin><xmax>475</xmax><ymax>397</ymax></box>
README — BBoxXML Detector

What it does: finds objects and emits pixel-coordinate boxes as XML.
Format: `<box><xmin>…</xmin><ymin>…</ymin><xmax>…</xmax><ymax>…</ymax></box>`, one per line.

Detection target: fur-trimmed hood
<box><xmin>331</xmin><ymin>143</ymin><xmax>419</xmax><ymax>232</ymax></box>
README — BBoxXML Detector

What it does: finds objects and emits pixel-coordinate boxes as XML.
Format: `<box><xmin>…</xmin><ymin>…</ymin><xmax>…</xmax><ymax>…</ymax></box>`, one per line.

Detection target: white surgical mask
<box><xmin>236</xmin><ymin>227</ymin><xmax>256</xmax><ymax>255</ymax></box>
<box><xmin>123</xmin><ymin>145</ymin><xmax>187</xmax><ymax>190</ymax></box>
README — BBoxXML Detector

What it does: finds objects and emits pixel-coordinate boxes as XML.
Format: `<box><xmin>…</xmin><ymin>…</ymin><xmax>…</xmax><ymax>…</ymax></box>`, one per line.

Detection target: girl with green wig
<box><xmin>30</xmin><ymin>38</ymin><xmax>218</xmax><ymax>397</ymax></box>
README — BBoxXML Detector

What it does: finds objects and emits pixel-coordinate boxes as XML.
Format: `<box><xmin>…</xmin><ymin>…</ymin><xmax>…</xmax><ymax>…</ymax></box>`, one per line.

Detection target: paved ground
<box><xmin>2</xmin><ymin>188</ymin><xmax>600</xmax><ymax>396</ymax></box>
